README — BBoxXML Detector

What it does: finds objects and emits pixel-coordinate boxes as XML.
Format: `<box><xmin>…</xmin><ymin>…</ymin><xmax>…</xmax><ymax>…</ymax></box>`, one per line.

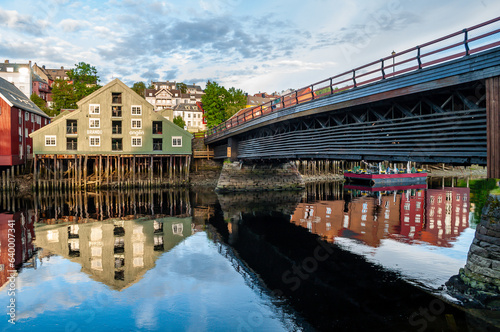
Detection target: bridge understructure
<box><xmin>207</xmin><ymin>46</ymin><xmax>500</xmax><ymax>178</ymax></box>
<box><xmin>233</xmin><ymin>82</ymin><xmax>487</xmax><ymax>165</ymax></box>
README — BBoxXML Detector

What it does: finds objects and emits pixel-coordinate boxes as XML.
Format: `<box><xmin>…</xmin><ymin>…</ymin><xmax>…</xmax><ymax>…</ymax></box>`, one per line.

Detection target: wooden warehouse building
<box><xmin>30</xmin><ymin>79</ymin><xmax>192</xmax><ymax>190</ymax></box>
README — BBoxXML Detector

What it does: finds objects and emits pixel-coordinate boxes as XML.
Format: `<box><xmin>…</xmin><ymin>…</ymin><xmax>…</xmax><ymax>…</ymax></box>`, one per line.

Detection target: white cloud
<box><xmin>58</xmin><ymin>18</ymin><xmax>90</xmax><ymax>32</ymax></box>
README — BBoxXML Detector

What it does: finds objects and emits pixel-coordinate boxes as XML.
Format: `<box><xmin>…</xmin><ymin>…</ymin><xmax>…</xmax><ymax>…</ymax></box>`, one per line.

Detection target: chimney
<box><xmin>61</xmin><ymin>66</ymin><xmax>64</xmax><ymax>70</ymax></box>
<box><xmin>42</xmin><ymin>65</ymin><xmax>45</xmax><ymax>69</ymax></box>
<box><xmin>4</xmin><ymin>60</ymin><xmax>9</xmax><ymax>64</ymax></box>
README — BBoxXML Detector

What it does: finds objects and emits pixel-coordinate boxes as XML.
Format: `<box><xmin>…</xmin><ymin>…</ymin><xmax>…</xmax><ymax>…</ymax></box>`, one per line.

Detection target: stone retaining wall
<box><xmin>215</xmin><ymin>161</ymin><xmax>305</xmax><ymax>193</ymax></box>
<box><xmin>447</xmin><ymin>194</ymin><xmax>500</xmax><ymax>308</ymax></box>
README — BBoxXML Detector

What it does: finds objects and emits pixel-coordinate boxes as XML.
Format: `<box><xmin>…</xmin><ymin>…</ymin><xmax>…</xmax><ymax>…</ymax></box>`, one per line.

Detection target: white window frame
<box><xmin>89</xmin><ymin>136</ymin><xmax>101</xmax><ymax>147</ymax></box>
<box><xmin>89</xmin><ymin>104</ymin><xmax>100</xmax><ymax>114</ymax></box>
<box><xmin>25</xmin><ymin>112</ymin><xmax>29</xmax><ymax>121</ymax></box>
<box><xmin>131</xmin><ymin>119</ymin><xmax>142</xmax><ymax>129</ymax></box>
<box><xmin>89</xmin><ymin>118</ymin><xmax>100</xmax><ymax>128</ymax></box>
<box><xmin>172</xmin><ymin>136</ymin><xmax>182</xmax><ymax>147</ymax></box>
<box><xmin>131</xmin><ymin>137</ymin><xmax>142</xmax><ymax>147</ymax></box>
<box><xmin>131</xmin><ymin>105</ymin><xmax>142</xmax><ymax>115</ymax></box>
<box><xmin>45</xmin><ymin>135</ymin><xmax>56</xmax><ymax>146</ymax></box>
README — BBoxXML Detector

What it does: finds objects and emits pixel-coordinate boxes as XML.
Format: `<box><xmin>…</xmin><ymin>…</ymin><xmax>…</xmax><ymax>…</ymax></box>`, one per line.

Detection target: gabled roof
<box><xmin>173</xmin><ymin>103</ymin><xmax>202</xmax><ymax>112</ymax></box>
<box><xmin>0</xmin><ymin>77</ymin><xmax>50</xmax><ymax>118</ymax></box>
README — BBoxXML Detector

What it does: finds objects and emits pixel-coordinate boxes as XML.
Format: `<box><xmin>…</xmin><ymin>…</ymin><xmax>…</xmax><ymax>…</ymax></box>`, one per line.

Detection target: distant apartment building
<box><xmin>173</xmin><ymin>103</ymin><xmax>206</xmax><ymax>132</ymax></box>
<box><xmin>32</xmin><ymin>63</ymin><xmax>72</xmax><ymax>108</ymax></box>
<box><xmin>32</xmin><ymin>73</ymin><xmax>51</xmax><ymax>103</ymax></box>
<box><xmin>0</xmin><ymin>60</ymin><xmax>32</xmax><ymax>98</ymax></box>
<box><xmin>0</xmin><ymin>77</ymin><xmax>51</xmax><ymax>167</ymax></box>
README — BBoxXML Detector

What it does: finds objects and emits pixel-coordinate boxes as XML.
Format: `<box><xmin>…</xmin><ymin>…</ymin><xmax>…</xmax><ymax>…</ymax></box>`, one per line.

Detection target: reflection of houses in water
<box><xmin>0</xmin><ymin>210</ymin><xmax>37</xmax><ymax>288</ymax></box>
<box><xmin>35</xmin><ymin>217</ymin><xmax>193</xmax><ymax>290</ymax></box>
<box><xmin>422</xmin><ymin>188</ymin><xmax>470</xmax><ymax>247</ymax></box>
<box><xmin>397</xmin><ymin>190</ymin><xmax>425</xmax><ymax>242</ymax></box>
<box><xmin>35</xmin><ymin>189</ymin><xmax>190</xmax><ymax>224</ymax></box>
<box><xmin>290</xmin><ymin>187</ymin><xmax>470</xmax><ymax>248</ymax></box>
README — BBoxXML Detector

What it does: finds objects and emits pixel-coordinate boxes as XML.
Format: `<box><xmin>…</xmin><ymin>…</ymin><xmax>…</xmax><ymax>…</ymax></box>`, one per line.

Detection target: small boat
<box><xmin>344</xmin><ymin>162</ymin><xmax>427</xmax><ymax>187</ymax></box>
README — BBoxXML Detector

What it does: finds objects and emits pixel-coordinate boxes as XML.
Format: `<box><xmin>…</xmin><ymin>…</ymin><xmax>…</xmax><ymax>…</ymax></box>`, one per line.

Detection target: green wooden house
<box><xmin>30</xmin><ymin>79</ymin><xmax>193</xmax><ymax>189</ymax></box>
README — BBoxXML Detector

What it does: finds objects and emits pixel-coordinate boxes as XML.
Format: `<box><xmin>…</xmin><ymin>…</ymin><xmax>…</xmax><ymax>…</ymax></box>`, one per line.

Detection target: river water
<box><xmin>0</xmin><ymin>178</ymin><xmax>499</xmax><ymax>331</ymax></box>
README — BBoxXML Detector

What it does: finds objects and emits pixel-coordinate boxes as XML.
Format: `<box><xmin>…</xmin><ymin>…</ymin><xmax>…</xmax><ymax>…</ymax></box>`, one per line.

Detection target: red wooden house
<box><xmin>0</xmin><ymin>77</ymin><xmax>50</xmax><ymax>166</ymax></box>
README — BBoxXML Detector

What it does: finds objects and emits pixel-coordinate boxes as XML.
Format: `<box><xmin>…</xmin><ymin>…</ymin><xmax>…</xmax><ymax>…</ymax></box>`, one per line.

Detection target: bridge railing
<box><xmin>205</xmin><ymin>16</ymin><xmax>500</xmax><ymax>141</ymax></box>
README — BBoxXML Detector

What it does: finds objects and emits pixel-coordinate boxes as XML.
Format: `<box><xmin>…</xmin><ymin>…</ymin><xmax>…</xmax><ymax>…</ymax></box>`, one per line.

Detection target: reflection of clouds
<box><xmin>335</xmin><ymin>229</ymin><xmax>475</xmax><ymax>289</ymax></box>
<box><xmin>1</xmin><ymin>233</ymin><xmax>289</xmax><ymax>331</ymax></box>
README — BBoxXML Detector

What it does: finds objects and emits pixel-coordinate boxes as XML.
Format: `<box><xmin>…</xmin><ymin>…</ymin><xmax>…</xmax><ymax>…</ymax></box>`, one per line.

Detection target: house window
<box><xmin>89</xmin><ymin>104</ymin><xmax>100</xmax><ymax>114</ymax></box>
<box><xmin>112</xmin><ymin>138</ymin><xmax>122</xmax><ymax>151</ymax></box>
<box><xmin>45</xmin><ymin>135</ymin><xmax>56</xmax><ymax>146</ymax></box>
<box><xmin>112</xmin><ymin>92</ymin><xmax>122</xmax><ymax>104</ymax></box>
<box><xmin>31</xmin><ymin>113</ymin><xmax>35</xmax><ymax>122</ymax></box>
<box><xmin>131</xmin><ymin>119</ymin><xmax>142</xmax><ymax>129</ymax></box>
<box><xmin>131</xmin><ymin>137</ymin><xmax>142</xmax><ymax>147</ymax></box>
<box><xmin>112</xmin><ymin>121</ymin><xmax>122</xmax><ymax>134</ymax></box>
<box><xmin>172</xmin><ymin>136</ymin><xmax>182</xmax><ymax>147</ymax></box>
<box><xmin>152</xmin><ymin>121</ymin><xmax>162</xmax><ymax>134</ymax></box>
<box><xmin>25</xmin><ymin>112</ymin><xmax>29</xmax><ymax>121</ymax></box>
<box><xmin>153</xmin><ymin>138</ymin><xmax>162</xmax><ymax>151</ymax></box>
<box><xmin>67</xmin><ymin>137</ymin><xmax>77</xmax><ymax>150</ymax></box>
<box><xmin>67</xmin><ymin>119</ymin><xmax>77</xmax><ymax>134</ymax></box>
<box><xmin>89</xmin><ymin>118</ymin><xmax>100</xmax><ymax>128</ymax></box>
<box><xmin>131</xmin><ymin>105</ymin><xmax>142</xmax><ymax>115</ymax></box>
<box><xmin>112</xmin><ymin>106</ymin><xmax>122</xmax><ymax>117</ymax></box>
<box><xmin>89</xmin><ymin>136</ymin><xmax>100</xmax><ymax>147</ymax></box>
<box><xmin>25</xmin><ymin>128</ymin><xmax>28</xmax><ymax>138</ymax></box>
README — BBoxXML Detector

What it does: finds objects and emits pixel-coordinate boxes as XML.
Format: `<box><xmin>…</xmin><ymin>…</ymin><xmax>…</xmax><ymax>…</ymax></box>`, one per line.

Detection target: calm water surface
<box><xmin>0</xmin><ymin>178</ymin><xmax>499</xmax><ymax>331</ymax></box>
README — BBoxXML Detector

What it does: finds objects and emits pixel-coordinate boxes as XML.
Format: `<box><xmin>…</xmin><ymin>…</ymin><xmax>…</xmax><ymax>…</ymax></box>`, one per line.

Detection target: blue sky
<box><xmin>0</xmin><ymin>0</ymin><xmax>499</xmax><ymax>94</ymax></box>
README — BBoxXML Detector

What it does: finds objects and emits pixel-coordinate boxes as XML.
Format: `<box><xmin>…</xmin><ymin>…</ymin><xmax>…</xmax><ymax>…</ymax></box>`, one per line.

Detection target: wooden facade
<box><xmin>0</xmin><ymin>77</ymin><xmax>50</xmax><ymax>167</ymax></box>
<box><xmin>30</xmin><ymin>79</ymin><xmax>192</xmax><ymax>190</ymax></box>
<box><xmin>486</xmin><ymin>76</ymin><xmax>500</xmax><ymax>178</ymax></box>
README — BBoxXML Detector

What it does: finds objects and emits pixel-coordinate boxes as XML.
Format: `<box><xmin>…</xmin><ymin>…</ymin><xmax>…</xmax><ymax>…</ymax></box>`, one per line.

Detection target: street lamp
<box><xmin>391</xmin><ymin>50</ymin><xmax>396</xmax><ymax>74</ymax></box>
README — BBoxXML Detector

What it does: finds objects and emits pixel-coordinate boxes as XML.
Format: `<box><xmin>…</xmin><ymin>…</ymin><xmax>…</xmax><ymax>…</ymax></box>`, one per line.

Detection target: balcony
<box><xmin>153</xmin><ymin>138</ymin><xmax>162</xmax><ymax>151</ymax></box>
<box><xmin>67</xmin><ymin>138</ymin><xmax>77</xmax><ymax>150</ymax></box>
<box><xmin>112</xmin><ymin>138</ymin><xmax>123</xmax><ymax>151</ymax></box>
<box><xmin>152</xmin><ymin>121</ymin><xmax>162</xmax><ymax>134</ymax></box>
<box><xmin>112</xmin><ymin>121</ymin><xmax>122</xmax><ymax>134</ymax></box>
<box><xmin>66</xmin><ymin>120</ymin><xmax>77</xmax><ymax>134</ymax></box>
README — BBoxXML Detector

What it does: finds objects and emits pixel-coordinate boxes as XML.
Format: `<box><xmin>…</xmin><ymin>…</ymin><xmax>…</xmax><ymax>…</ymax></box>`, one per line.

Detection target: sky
<box><xmin>0</xmin><ymin>0</ymin><xmax>499</xmax><ymax>95</ymax></box>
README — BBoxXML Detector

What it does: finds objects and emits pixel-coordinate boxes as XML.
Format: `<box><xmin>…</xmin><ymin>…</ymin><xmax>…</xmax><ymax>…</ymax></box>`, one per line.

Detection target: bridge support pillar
<box><xmin>446</xmin><ymin>194</ymin><xmax>500</xmax><ymax>309</ymax></box>
<box><xmin>487</xmin><ymin>77</ymin><xmax>500</xmax><ymax>178</ymax></box>
<box><xmin>215</xmin><ymin>161</ymin><xmax>305</xmax><ymax>193</ymax></box>
<box><xmin>227</xmin><ymin>138</ymin><xmax>239</xmax><ymax>162</ymax></box>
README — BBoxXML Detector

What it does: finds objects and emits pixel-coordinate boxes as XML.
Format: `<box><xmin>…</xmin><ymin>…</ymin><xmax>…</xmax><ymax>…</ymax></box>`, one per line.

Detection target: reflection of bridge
<box><xmin>206</xmin><ymin>18</ymin><xmax>500</xmax><ymax>178</ymax></box>
<box><xmin>290</xmin><ymin>187</ymin><xmax>470</xmax><ymax>248</ymax></box>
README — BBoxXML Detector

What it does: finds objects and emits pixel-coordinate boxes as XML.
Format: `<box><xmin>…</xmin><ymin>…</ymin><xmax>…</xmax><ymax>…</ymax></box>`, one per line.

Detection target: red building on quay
<box><xmin>0</xmin><ymin>77</ymin><xmax>50</xmax><ymax>168</ymax></box>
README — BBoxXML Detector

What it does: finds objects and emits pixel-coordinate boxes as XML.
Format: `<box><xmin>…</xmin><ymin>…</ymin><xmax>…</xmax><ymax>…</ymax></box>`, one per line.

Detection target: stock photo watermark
<box><xmin>6</xmin><ymin>219</ymin><xmax>17</xmax><ymax>325</ymax></box>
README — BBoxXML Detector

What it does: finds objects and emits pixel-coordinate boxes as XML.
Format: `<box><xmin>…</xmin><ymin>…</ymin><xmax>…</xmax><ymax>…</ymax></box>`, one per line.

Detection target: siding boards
<box><xmin>237</xmin><ymin>109</ymin><xmax>487</xmax><ymax>164</ymax></box>
<box><xmin>486</xmin><ymin>76</ymin><xmax>500</xmax><ymax>178</ymax></box>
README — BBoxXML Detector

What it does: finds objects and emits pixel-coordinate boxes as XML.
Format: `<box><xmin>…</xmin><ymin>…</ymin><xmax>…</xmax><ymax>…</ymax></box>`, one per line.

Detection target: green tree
<box><xmin>30</xmin><ymin>93</ymin><xmax>56</xmax><ymax>116</ymax></box>
<box><xmin>131</xmin><ymin>81</ymin><xmax>146</xmax><ymax>98</ymax></box>
<box><xmin>177</xmin><ymin>82</ymin><xmax>187</xmax><ymax>94</ymax></box>
<box><xmin>51</xmin><ymin>79</ymin><xmax>79</xmax><ymax>113</ymax></box>
<box><xmin>50</xmin><ymin>62</ymin><xmax>101</xmax><ymax>114</ymax></box>
<box><xmin>173</xmin><ymin>115</ymin><xmax>186</xmax><ymax>129</ymax></box>
<box><xmin>68</xmin><ymin>62</ymin><xmax>101</xmax><ymax>100</ymax></box>
<box><xmin>201</xmin><ymin>81</ymin><xmax>247</xmax><ymax>128</ymax></box>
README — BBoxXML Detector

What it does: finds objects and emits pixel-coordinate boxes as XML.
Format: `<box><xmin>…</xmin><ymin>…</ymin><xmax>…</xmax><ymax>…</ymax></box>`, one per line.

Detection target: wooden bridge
<box><xmin>205</xmin><ymin>17</ymin><xmax>500</xmax><ymax>178</ymax></box>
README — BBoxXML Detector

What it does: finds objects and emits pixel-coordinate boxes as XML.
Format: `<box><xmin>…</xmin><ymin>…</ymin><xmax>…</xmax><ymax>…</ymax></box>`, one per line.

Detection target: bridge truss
<box><xmin>232</xmin><ymin>82</ymin><xmax>487</xmax><ymax>164</ymax></box>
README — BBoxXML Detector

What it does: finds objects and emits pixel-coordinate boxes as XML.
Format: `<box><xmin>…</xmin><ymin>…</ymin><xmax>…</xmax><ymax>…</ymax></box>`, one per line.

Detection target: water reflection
<box><xmin>35</xmin><ymin>217</ymin><xmax>194</xmax><ymax>290</ymax></box>
<box><xmin>0</xmin><ymin>210</ymin><xmax>37</xmax><ymax>289</ymax></box>
<box><xmin>211</xmin><ymin>184</ymin><xmax>482</xmax><ymax>331</ymax></box>
<box><xmin>292</xmin><ymin>186</ymin><xmax>470</xmax><ymax>248</ymax></box>
<box><xmin>33</xmin><ymin>188</ymin><xmax>191</xmax><ymax>223</ymax></box>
